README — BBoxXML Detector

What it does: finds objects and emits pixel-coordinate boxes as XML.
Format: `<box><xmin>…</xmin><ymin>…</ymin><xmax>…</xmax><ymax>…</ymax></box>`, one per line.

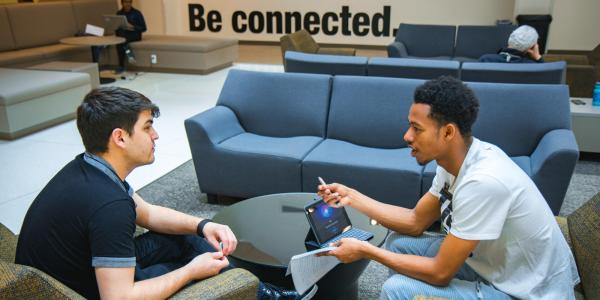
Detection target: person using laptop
<box><xmin>16</xmin><ymin>87</ymin><xmax>313</xmax><ymax>300</ymax></box>
<box><xmin>115</xmin><ymin>0</ymin><xmax>146</xmax><ymax>73</ymax></box>
<box><xmin>317</xmin><ymin>76</ymin><xmax>579</xmax><ymax>299</ymax></box>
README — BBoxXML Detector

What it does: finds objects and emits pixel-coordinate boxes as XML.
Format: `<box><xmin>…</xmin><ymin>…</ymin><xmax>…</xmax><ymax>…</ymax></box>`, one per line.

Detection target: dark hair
<box><xmin>76</xmin><ymin>87</ymin><xmax>159</xmax><ymax>153</ymax></box>
<box><xmin>413</xmin><ymin>76</ymin><xmax>479</xmax><ymax>137</ymax></box>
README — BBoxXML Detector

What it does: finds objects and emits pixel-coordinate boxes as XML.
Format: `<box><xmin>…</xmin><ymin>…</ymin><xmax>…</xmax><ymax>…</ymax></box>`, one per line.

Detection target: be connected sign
<box><xmin>189</xmin><ymin>4</ymin><xmax>395</xmax><ymax>37</ymax></box>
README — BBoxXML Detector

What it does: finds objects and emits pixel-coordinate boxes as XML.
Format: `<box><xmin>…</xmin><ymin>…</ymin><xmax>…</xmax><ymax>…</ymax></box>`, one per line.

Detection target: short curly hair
<box><xmin>413</xmin><ymin>76</ymin><xmax>479</xmax><ymax>137</ymax></box>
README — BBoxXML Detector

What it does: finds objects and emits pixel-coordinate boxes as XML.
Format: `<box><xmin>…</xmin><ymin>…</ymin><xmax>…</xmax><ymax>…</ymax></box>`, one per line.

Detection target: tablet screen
<box><xmin>305</xmin><ymin>200</ymin><xmax>352</xmax><ymax>244</ymax></box>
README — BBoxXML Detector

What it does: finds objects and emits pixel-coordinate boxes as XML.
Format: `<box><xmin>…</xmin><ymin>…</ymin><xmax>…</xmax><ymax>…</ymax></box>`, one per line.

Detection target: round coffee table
<box><xmin>213</xmin><ymin>193</ymin><xmax>388</xmax><ymax>300</ymax></box>
<box><xmin>60</xmin><ymin>36</ymin><xmax>125</xmax><ymax>84</ymax></box>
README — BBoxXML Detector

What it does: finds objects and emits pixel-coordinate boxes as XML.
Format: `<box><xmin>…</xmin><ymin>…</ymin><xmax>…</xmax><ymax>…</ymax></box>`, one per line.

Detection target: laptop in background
<box><xmin>103</xmin><ymin>15</ymin><xmax>133</xmax><ymax>32</ymax></box>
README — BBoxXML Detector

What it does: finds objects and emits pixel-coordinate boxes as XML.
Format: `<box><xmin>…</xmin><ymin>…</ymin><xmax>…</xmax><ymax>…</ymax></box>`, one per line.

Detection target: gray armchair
<box><xmin>387</xmin><ymin>23</ymin><xmax>456</xmax><ymax>59</ymax></box>
<box><xmin>279</xmin><ymin>29</ymin><xmax>355</xmax><ymax>59</ymax></box>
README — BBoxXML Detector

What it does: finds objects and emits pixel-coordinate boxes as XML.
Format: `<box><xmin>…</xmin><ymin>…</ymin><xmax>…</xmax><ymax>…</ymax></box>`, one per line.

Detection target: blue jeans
<box><xmin>133</xmin><ymin>231</ymin><xmax>230</xmax><ymax>281</ymax></box>
<box><xmin>381</xmin><ymin>232</ymin><xmax>512</xmax><ymax>300</ymax></box>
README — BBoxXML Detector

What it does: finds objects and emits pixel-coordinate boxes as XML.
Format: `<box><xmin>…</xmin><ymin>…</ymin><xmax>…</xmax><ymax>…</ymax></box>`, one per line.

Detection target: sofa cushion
<box><xmin>202</xmin><ymin>133</ymin><xmax>322</xmax><ymax>197</ymax></box>
<box><xmin>219</xmin><ymin>133</ymin><xmax>322</xmax><ymax>159</ymax></box>
<box><xmin>6</xmin><ymin>2</ymin><xmax>77</xmax><ymax>49</ymax></box>
<box><xmin>0</xmin><ymin>7</ymin><xmax>15</xmax><ymax>52</ymax></box>
<box><xmin>131</xmin><ymin>35</ymin><xmax>237</xmax><ymax>53</ymax></box>
<box><xmin>327</xmin><ymin>76</ymin><xmax>423</xmax><ymax>149</ymax></box>
<box><xmin>567</xmin><ymin>192</ymin><xmax>600</xmax><ymax>300</ymax></box>
<box><xmin>71</xmin><ymin>0</ymin><xmax>119</xmax><ymax>34</ymax></box>
<box><xmin>302</xmin><ymin>139</ymin><xmax>423</xmax><ymax>207</ymax></box>
<box><xmin>217</xmin><ymin>70</ymin><xmax>331</xmax><ymax>138</ymax></box>
<box><xmin>467</xmin><ymin>82</ymin><xmax>570</xmax><ymax>157</ymax></box>
<box><xmin>0</xmin><ymin>68</ymin><xmax>89</xmax><ymax>106</ymax></box>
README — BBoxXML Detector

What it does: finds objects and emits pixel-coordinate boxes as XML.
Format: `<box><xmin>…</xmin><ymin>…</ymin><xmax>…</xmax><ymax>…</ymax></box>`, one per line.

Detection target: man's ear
<box><xmin>443</xmin><ymin>123</ymin><xmax>457</xmax><ymax>140</ymax></box>
<box><xmin>110</xmin><ymin>128</ymin><xmax>127</xmax><ymax>149</ymax></box>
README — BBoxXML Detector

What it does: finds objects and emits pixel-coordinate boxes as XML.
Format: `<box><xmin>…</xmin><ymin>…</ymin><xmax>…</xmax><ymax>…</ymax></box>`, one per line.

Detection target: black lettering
<box><xmin>303</xmin><ymin>12</ymin><xmax>320</xmax><ymax>34</ymax></box>
<box><xmin>285</xmin><ymin>12</ymin><xmax>302</xmax><ymax>33</ymax></box>
<box><xmin>188</xmin><ymin>4</ymin><xmax>205</xmax><ymax>31</ymax></box>
<box><xmin>248</xmin><ymin>11</ymin><xmax>265</xmax><ymax>33</ymax></box>
<box><xmin>372</xmin><ymin>6</ymin><xmax>391</xmax><ymax>37</ymax></box>
<box><xmin>353</xmin><ymin>12</ymin><xmax>369</xmax><ymax>36</ymax></box>
<box><xmin>232</xmin><ymin>11</ymin><xmax>247</xmax><ymax>33</ymax></box>
<box><xmin>322</xmin><ymin>12</ymin><xmax>339</xmax><ymax>35</ymax></box>
<box><xmin>340</xmin><ymin>6</ymin><xmax>352</xmax><ymax>36</ymax></box>
<box><xmin>266</xmin><ymin>11</ymin><xmax>283</xmax><ymax>34</ymax></box>
<box><xmin>207</xmin><ymin>11</ymin><xmax>222</xmax><ymax>32</ymax></box>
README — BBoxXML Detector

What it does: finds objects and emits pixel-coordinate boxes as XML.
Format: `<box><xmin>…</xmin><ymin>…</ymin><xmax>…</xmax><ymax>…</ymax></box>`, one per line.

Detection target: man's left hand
<box><xmin>203</xmin><ymin>222</ymin><xmax>237</xmax><ymax>256</ymax></box>
<box><xmin>321</xmin><ymin>238</ymin><xmax>370</xmax><ymax>263</ymax></box>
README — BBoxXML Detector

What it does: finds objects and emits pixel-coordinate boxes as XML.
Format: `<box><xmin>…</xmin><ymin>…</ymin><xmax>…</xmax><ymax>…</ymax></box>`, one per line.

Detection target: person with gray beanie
<box><xmin>479</xmin><ymin>25</ymin><xmax>544</xmax><ymax>63</ymax></box>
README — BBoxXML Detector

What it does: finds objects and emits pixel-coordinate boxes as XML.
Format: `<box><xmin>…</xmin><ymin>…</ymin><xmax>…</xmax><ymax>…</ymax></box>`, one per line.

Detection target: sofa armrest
<box><xmin>544</xmin><ymin>54</ymin><xmax>589</xmax><ymax>65</ymax></box>
<box><xmin>184</xmin><ymin>106</ymin><xmax>244</xmax><ymax>146</ymax></box>
<box><xmin>317</xmin><ymin>47</ymin><xmax>356</xmax><ymax>56</ymax></box>
<box><xmin>0</xmin><ymin>262</ymin><xmax>85</xmax><ymax>300</ymax></box>
<box><xmin>565</xmin><ymin>64</ymin><xmax>597</xmax><ymax>97</ymax></box>
<box><xmin>387</xmin><ymin>41</ymin><xmax>408</xmax><ymax>57</ymax></box>
<box><xmin>169</xmin><ymin>268</ymin><xmax>259</xmax><ymax>300</ymax></box>
<box><xmin>530</xmin><ymin>129</ymin><xmax>579</xmax><ymax>214</ymax></box>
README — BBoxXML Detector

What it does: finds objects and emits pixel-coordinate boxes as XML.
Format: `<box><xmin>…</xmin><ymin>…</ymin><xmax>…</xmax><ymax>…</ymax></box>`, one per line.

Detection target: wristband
<box><xmin>196</xmin><ymin>219</ymin><xmax>213</xmax><ymax>238</ymax></box>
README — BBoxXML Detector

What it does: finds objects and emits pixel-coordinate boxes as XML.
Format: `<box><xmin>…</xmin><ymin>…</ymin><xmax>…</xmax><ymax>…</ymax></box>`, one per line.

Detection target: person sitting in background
<box><xmin>479</xmin><ymin>25</ymin><xmax>544</xmax><ymax>63</ymax></box>
<box><xmin>116</xmin><ymin>0</ymin><xmax>146</xmax><ymax>73</ymax></box>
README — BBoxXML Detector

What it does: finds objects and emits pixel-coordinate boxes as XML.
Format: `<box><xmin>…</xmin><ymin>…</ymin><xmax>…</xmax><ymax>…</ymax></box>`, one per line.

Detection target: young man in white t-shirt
<box><xmin>317</xmin><ymin>76</ymin><xmax>579</xmax><ymax>299</ymax></box>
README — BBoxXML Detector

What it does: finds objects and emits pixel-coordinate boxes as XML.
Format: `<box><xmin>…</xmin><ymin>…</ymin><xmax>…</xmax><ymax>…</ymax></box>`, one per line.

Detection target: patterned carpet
<box><xmin>138</xmin><ymin>156</ymin><xmax>600</xmax><ymax>299</ymax></box>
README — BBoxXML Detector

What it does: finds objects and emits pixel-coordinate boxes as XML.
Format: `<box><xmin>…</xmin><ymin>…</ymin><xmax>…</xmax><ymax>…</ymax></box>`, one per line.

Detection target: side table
<box><xmin>570</xmin><ymin>97</ymin><xmax>600</xmax><ymax>153</ymax></box>
<box><xmin>60</xmin><ymin>36</ymin><xmax>125</xmax><ymax>84</ymax></box>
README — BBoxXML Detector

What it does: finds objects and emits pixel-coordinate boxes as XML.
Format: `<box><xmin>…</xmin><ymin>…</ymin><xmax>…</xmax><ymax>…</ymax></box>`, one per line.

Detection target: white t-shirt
<box><xmin>429</xmin><ymin>138</ymin><xmax>579</xmax><ymax>299</ymax></box>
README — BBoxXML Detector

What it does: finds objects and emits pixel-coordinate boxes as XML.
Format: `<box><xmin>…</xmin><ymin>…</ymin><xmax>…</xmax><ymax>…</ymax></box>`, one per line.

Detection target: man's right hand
<box><xmin>526</xmin><ymin>43</ymin><xmax>542</xmax><ymax>61</ymax></box>
<box><xmin>185</xmin><ymin>252</ymin><xmax>229</xmax><ymax>280</ymax></box>
<box><xmin>317</xmin><ymin>182</ymin><xmax>355</xmax><ymax>208</ymax></box>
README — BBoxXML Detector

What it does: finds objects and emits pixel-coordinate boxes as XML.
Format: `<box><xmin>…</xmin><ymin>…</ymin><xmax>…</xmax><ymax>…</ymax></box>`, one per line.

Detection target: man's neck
<box><xmin>96</xmin><ymin>152</ymin><xmax>132</xmax><ymax>181</ymax></box>
<box><xmin>437</xmin><ymin>136</ymin><xmax>473</xmax><ymax>177</ymax></box>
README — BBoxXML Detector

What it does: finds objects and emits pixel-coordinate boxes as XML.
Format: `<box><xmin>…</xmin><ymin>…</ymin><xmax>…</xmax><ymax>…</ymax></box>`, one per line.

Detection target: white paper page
<box><xmin>85</xmin><ymin>24</ymin><xmax>104</xmax><ymax>36</ymax></box>
<box><xmin>288</xmin><ymin>246</ymin><xmax>339</xmax><ymax>294</ymax></box>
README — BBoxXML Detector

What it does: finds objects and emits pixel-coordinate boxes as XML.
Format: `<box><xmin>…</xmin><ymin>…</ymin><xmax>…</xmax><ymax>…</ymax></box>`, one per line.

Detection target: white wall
<box><xmin>547</xmin><ymin>0</ymin><xmax>600</xmax><ymax>50</ymax></box>
<box><xmin>134</xmin><ymin>0</ymin><xmax>598</xmax><ymax>50</ymax></box>
<box><xmin>136</xmin><ymin>0</ymin><xmax>515</xmax><ymax>46</ymax></box>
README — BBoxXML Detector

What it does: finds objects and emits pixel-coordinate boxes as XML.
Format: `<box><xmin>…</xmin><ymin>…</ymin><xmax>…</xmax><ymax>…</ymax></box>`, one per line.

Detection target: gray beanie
<box><xmin>508</xmin><ymin>25</ymin><xmax>539</xmax><ymax>52</ymax></box>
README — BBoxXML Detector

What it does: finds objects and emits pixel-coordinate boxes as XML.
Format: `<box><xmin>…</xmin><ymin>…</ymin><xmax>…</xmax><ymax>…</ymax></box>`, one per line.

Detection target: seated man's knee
<box><xmin>381</xmin><ymin>274</ymin><xmax>418</xmax><ymax>300</ymax></box>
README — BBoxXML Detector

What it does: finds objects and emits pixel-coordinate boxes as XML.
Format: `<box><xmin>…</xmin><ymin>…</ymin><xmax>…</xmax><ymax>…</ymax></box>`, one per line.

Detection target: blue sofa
<box><xmin>461</xmin><ymin>61</ymin><xmax>566</xmax><ymax>84</ymax></box>
<box><xmin>387</xmin><ymin>23</ymin><xmax>517</xmax><ymax>61</ymax></box>
<box><xmin>284</xmin><ymin>51</ymin><xmax>367</xmax><ymax>76</ymax></box>
<box><xmin>284</xmin><ymin>51</ymin><xmax>566</xmax><ymax>84</ymax></box>
<box><xmin>185</xmin><ymin>70</ymin><xmax>578</xmax><ymax>214</ymax></box>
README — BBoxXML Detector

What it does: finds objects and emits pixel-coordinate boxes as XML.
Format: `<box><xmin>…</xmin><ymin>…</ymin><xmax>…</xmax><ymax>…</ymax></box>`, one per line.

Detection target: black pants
<box><xmin>133</xmin><ymin>231</ymin><xmax>233</xmax><ymax>281</ymax></box>
<box><xmin>115</xmin><ymin>30</ymin><xmax>141</xmax><ymax>68</ymax></box>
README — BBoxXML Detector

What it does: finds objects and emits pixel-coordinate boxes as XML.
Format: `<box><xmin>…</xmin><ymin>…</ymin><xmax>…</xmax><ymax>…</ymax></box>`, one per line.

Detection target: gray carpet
<box><xmin>138</xmin><ymin>157</ymin><xmax>600</xmax><ymax>299</ymax></box>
